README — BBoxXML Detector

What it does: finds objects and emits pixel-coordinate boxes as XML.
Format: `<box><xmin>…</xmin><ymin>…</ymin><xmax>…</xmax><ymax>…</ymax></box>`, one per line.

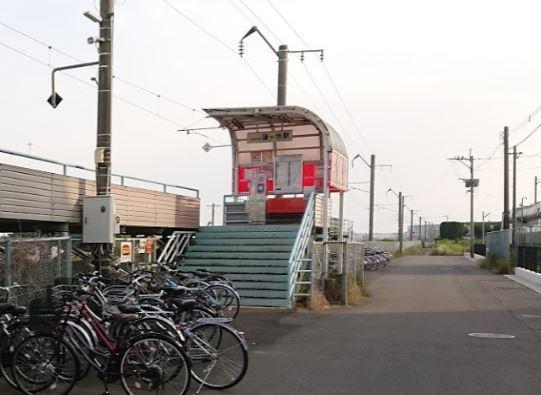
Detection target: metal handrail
<box><xmin>288</xmin><ymin>192</ymin><xmax>316</xmax><ymax>302</ymax></box>
<box><xmin>0</xmin><ymin>147</ymin><xmax>199</xmax><ymax>197</ymax></box>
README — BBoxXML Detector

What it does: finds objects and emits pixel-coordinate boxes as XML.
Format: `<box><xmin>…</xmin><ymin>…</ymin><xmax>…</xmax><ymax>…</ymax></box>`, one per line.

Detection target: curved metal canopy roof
<box><xmin>203</xmin><ymin>105</ymin><xmax>348</xmax><ymax>159</ymax></box>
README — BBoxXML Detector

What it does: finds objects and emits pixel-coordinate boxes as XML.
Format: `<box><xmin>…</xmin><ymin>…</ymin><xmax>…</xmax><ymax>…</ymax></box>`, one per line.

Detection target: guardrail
<box><xmin>288</xmin><ymin>191</ymin><xmax>316</xmax><ymax>303</ymax></box>
<box><xmin>0</xmin><ymin>147</ymin><xmax>199</xmax><ymax>198</ymax></box>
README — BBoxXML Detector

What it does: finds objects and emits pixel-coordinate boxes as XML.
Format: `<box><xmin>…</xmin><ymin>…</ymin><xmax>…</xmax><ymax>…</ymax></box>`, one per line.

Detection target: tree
<box><xmin>440</xmin><ymin>222</ymin><xmax>468</xmax><ymax>240</ymax></box>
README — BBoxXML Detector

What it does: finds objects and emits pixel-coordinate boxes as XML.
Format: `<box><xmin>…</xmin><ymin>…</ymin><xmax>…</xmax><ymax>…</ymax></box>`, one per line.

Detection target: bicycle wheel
<box><xmin>120</xmin><ymin>333</ymin><xmax>191</xmax><ymax>395</ymax></box>
<box><xmin>0</xmin><ymin>320</ymin><xmax>33</xmax><ymax>390</ymax></box>
<box><xmin>12</xmin><ymin>333</ymin><xmax>80</xmax><ymax>395</ymax></box>
<box><xmin>124</xmin><ymin>316</ymin><xmax>184</xmax><ymax>343</ymax></box>
<box><xmin>185</xmin><ymin>322</ymin><xmax>248</xmax><ymax>389</ymax></box>
<box><xmin>63</xmin><ymin>320</ymin><xmax>95</xmax><ymax>381</ymax></box>
<box><xmin>204</xmin><ymin>284</ymin><xmax>240</xmax><ymax>319</ymax></box>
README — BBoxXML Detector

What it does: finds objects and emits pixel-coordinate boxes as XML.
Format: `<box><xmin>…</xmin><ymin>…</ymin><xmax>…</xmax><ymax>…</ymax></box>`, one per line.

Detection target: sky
<box><xmin>1</xmin><ymin>0</ymin><xmax>541</xmax><ymax>233</ymax></box>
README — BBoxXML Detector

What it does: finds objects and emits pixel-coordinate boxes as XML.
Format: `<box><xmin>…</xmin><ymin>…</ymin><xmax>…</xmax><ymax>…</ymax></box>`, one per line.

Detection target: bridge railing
<box><xmin>0</xmin><ymin>147</ymin><xmax>199</xmax><ymax>198</ymax></box>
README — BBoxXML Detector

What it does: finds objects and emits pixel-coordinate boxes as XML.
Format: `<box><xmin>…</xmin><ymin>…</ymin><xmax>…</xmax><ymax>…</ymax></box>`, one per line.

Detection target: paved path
<box><xmin>2</xmin><ymin>255</ymin><xmax>541</xmax><ymax>394</ymax></box>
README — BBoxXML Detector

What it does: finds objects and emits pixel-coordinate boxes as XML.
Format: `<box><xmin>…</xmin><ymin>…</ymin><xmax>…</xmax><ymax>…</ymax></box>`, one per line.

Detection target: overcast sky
<box><xmin>1</xmin><ymin>0</ymin><xmax>541</xmax><ymax>233</ymax></box>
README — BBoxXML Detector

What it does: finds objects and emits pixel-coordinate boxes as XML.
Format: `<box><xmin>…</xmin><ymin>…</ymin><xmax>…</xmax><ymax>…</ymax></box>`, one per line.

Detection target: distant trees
<box><xmin>440</xmin><ymin>222</ymin><xmax>468</xmax><ymax>240</ymax></box>
<box><xmin>440</xmin><ymin>221</ymin><xmax>501</xmax><ymax>240</ymax></box>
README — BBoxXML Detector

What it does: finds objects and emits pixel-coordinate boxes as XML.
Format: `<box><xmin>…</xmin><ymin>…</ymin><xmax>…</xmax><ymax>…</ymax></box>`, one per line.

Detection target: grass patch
<box><xmin>430</xmin><ymin>239</ymin><xmax>469</xmax><ymax>256</ymax></box>
<box><xmin>479</xmin><ymin>253</ymin><xmax>515</xmax><ymax>275</ymax></box>
<box><xmin>395</xmin><ymin>244</ymin><xmax>424</xmax><ymax>257</ymax></box>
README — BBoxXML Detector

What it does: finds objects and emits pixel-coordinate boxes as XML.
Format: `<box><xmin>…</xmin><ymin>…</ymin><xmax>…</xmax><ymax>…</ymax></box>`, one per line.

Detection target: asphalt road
<box><xmin>2</xmin><ymin>255</ymin><xmax>541</xmax><ymax>394</ymax></box>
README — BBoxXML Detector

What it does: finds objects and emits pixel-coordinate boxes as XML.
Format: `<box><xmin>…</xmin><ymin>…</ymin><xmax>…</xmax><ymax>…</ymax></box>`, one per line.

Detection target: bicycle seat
<box><xmin>112</xmin><ymin>313</ymin><xmax>139</xmax><ymax>323</ymax></box>
<box><xmin>117</xmin><ymin>305</ymin><xmax>141</xmax><ymax>314</ymax></box>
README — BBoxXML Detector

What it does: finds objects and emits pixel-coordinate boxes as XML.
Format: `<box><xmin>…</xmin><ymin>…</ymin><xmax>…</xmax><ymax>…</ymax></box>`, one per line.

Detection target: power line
<box><xmin>239</xmin><ymin>0</ymin><xmax>282</xmax><ymax>43</ymax></box>
<box><xmin>0</xmin><ymin>19</ymin><xmax>204</xmax><ymax>115</ymax></box>
<box><xmin>265</xmin><ymin>1</ymin><xmax>374</xmax><ymax>153</ymax></box>
<box><xmin>510</xmin><ymin>101</ymin><xmax>541</xmax><ymax>134</ymax></box>
<box><xmin>227</xmin><ymin>1</ymin><xmax>319</xmax><ymax>110</ymax></box>
<box><xmin>266</xmin><ymin>0</ymin><xmax>307</xmax><ymax>46</ymax></box>
<box><xmin>0</xmin><ymin>39</ymin><xmax>189</xmax><ymax>128</ymax></box>
<box><xmin>161</xmin><ymin>0</ymin><xmax>275</xmax><ymax>98</ymax></box>
<box><xmin>514</xmin><ymin>121</ymin><xmax>541</xmax><ymax>147</ymax></box>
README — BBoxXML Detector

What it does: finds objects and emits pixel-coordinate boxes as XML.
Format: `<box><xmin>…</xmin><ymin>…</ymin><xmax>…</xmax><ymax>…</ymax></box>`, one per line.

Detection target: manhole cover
<box><xmin>468</xmin><ymin>333</ymin><xmax>516</xmax><ymax>339</ymax></box>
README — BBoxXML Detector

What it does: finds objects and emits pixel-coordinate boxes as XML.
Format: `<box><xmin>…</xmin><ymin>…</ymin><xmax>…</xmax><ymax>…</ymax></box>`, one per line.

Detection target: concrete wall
<box><xmin>363</xmin><ymin>240</ymin><xmax>422</xmax><ymax>253</ymax></box>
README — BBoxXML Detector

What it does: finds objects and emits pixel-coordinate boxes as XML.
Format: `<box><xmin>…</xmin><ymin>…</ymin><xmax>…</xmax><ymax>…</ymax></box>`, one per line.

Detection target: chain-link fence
<box><xmin>312</xmin><ymin>241</ymin><xmax>364</xmax><ymax>304</ymax></box>
<box><xmin>0</xmin><ymin>236</ymin><xmax>72</xmax><ymax>305</ymax></box>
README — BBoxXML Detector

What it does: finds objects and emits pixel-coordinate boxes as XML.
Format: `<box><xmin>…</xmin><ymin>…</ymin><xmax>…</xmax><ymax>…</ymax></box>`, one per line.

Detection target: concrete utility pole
<box><xmin>481</xmin><ymin>211</ymin><xmax>491</xmax><ymax>243</ymax></box>
<box><xmin>448</xmin><ymin>152</ymin><xmax>476</xmax><ymax>258</ymax></box>
<box><xmin>353</xmin><ymin>154</ymin><xmax>391</xmax><ymax>241</ymax></box>
<box><xmin>419</xmin><ymin>216</ymin><xmax>422</xmax><ymax>241</ymax></box>
<box><xmin>503</xmin><ymin>126</ymin><xmax>510</xmax><ymax>229</ymax></box>
<box><xmin>369</xmin><ymin>154</ymin><xmax>376</xmax><ymax>241</ymax></box>
<box><xmin>95</xmin><ymin>0</ymin><xmax>114</xmax><ymax>197</ymax></box>
<box><xmin>239</xmin><ymin>26</ymin><xmax>323</xmax><ymax>106</ymax></box>
<box><xmin>206</xmin><ymin>203</ymin><xmax>221</xmax><ymax>226</ymax></box>
<box><xmin>398</xmin><ymin>192</ymin><xmax>404</xmax><ymax>253</ymax></box>
<box><xmin>535</xmin><ymin>176</ymin><xmax>539</xmax><ymax>204</ymax></box>
<box><xmin>410</xmin><ymin>210</ymin><xmax>414</xmax><ymax>241</ymax></box>
<box><xmin>469</xmin><ymin>152</ymin><xmax>474</xmax><ymax>258</ymax></box>
<box><xmin>511</xmin><ymin>145</ymin><xmax>522</xmax><ymax>246</ymax></box>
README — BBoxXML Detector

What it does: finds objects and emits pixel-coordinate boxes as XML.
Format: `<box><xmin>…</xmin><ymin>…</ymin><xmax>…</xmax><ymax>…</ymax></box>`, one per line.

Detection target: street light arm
<box><xmin>50</xmin><ymin>61</ymin><xmax>99</xmax><ymax>108</ymax></box>
<box><xmin>351</xmin><ymin>154</ymin><xmax>370</xmax><ymax>168</ymax></box>
<box><xmin>240</xmin><ymin>25</ymin><xmax>278</xmax><ymax>56</ymax></box>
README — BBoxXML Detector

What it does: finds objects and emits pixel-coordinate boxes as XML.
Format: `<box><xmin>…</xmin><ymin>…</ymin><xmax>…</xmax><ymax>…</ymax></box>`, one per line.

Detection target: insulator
<box><xmin>238</xmin><ymin>41</ymin><xmax>245</xmax><ymax>57</ymax></box>
<box><xmin>300</xmin><ymin>52</ymin><xmax>304</xmax><ymax>62</ymax></box>
<box><xmin>320</xmin><ymin>50</ymin><xmax>324</xmax><ymax>62</ymax></box>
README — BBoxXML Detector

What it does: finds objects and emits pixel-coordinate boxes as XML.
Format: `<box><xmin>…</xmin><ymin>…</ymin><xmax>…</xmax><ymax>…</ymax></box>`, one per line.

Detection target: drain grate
<box><xmin>468</xmin><ymin>333</ymin><xmax>516</xmax><ymax>339</ymax></box>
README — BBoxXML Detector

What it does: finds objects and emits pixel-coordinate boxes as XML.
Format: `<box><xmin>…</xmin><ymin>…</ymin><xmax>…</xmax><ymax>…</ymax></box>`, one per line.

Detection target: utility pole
<box><xmin>239</xmin><ymin>26</ymin><xmax>323</xmax><ymax>106</ymax></box>
<box><xmin>369</xmin><ymin>154</ymin><xmax>376</xmax><ymax>241</ymax></box>
<box><xmin>511</xmin><ymin>146</ymin><xmax>523</xmax><ymax>246</ymax></box>
<box><xmin>482</xmin><ymin>211</ymin><xmax>491</xmax><ymax>244</ymax></box>
<box><xmin>448</xmin><ymin>151</ymin><xmax>476</xmax><ymax>258</ymax></box>
<box><xmin>409</xmin><ymin>209</ymin><xmax>419</xmax><ymax>241</ymax></box>
<box><xmin>206</xmin><ymin>203</ymin><xmax>221</xmax><ymax>226</ymax></box>
<box><xmin>535</xmin><ymin>176</ymin><xmax>539</xmax><ymax>204</ymax></box>
<box><xmin>410</xmin><ymin>209</ymin><xmax>414</xmax><ymax>241</ymax></box>
<box><xmin>419</xmin><ymin>216</ymin><xmax>422</xmax><ymax>241</ymax></box>
<box><xmin>91</xmin><ymin>0</ymin><xmax>115</xmax><ymax>272</ymax></box>
<box><xmin>398</xmin><ymin>192</ymin><xmax>404</xmax><ymax>253</ymax></box>
<box><xmin>353</xmin><ymin>154</ymin><xmax>391</xmax><ymax>241</ymax></box>
<box><xmin>95</xmin><ymin>0</ymin><xmax>114</xmax><ymax>197</ymax></box>
<box><xmin>503</xmin><ymin>126</ymin><xmax>510</xmax><ymax>229</ymax></box>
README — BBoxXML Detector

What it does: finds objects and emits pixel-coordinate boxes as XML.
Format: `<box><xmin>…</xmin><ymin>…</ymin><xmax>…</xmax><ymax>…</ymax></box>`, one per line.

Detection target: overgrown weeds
<box><xmin>430</xmin><ymin>239</ymin><xmax>469</xmax><ymax>256</ymax></box>
<box><xmin>479</xmin><ymin>253</ymin><xmax>515</xmax><ymax>275</ymax></box>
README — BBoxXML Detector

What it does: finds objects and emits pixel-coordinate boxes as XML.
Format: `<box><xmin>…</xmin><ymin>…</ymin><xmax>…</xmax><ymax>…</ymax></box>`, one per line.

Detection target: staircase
<box><xmin>182</xmin><ymin>224</ymin><xmax>299</xmax><ymax>307</ymax></box>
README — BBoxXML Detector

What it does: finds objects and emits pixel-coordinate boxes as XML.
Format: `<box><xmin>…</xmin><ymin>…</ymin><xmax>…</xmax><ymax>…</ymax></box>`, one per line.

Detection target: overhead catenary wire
<box><xmin>161</xmin><ymin>0</ymin><xmax>275</xmax><ymax>99</ymax></box>
<box><xmin>0</xmin><ymin>18</ymin><xmax>204</xmax><ymax>115</ymax></box>
<box><xmin>0</xmin><ymin>40</ymin><xmax>190</xmax><ymax>129</ymax></box>
<box><xmin>265</xmin><ymin>0</ymin><xmax>375</xmax><ymax>154</ymax></box>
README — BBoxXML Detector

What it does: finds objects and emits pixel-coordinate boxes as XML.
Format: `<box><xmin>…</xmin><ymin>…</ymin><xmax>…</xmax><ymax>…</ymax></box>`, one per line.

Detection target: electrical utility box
<box><xmin>83</xmin><ymin>196</ymin><xmax>119</xmax><ymax>243</ymax></box>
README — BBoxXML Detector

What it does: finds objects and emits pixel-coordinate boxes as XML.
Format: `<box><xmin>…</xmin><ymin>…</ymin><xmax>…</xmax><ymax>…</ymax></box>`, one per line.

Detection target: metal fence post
<box><xmin>4</xmin><ymin>239</ymin><xmax>12</xmax><ymax>287</ymax></box>
<box><xmin>66</xmin><ymin>238</ymin><xmax>72</xmax><ymax>283</ymax></box>
<box><xmin>341</xmin><ymin>241</ymin><xmax>348</xmax><ymax>305</ymax></box>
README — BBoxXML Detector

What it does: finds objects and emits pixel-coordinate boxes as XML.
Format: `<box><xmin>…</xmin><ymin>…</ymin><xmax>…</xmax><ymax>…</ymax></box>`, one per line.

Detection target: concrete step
<box><xmin>189</xmin><ymin>245</ymin><xmax>292</xmax><ymax>253</ymax></box>
<box><xmin>200</xmin><ymin>224</ymin><xmax>299</xmax><ymax>233</ymax></box>
<box><xmin>233</xmin><ymin>281</ymin><xmax>289</xmax><ymax>291</ymax></box>
<box><xmin>195</xmin><ymin>231</ymin><xmax>298</xmax><ymax>240</ymax></box>
<box><xmin>181</xmin><ymin>271</ymin><xmax>288</xmax><ymax>283</ymax></box>
<box><xmin>194</xmin><ymin>238</ymin><xmax>294</xmax><ymax>246</ymax></box>
<box><xmin>181</xmin><ymin>265</ymin><xmax>288</xmax><ymax>274</ymax></box>
<box><xmin>182</xmin><ymin>259</ymin><xmax>288</xmax><ymax>267</ymax></box>
<box><xmin>240</xmin><ymin>297</ymin><xmax>290</xmax><ymax>308</ymax></box>
<box><xmin>238</xmin><ymin>289</ymin><xmax>288</xmax><ymax>299</ymax></box>
<box><xmin>184</xmin><ymin>251</ymin><xmax>290</xmax><ymax>260</ymax></box>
